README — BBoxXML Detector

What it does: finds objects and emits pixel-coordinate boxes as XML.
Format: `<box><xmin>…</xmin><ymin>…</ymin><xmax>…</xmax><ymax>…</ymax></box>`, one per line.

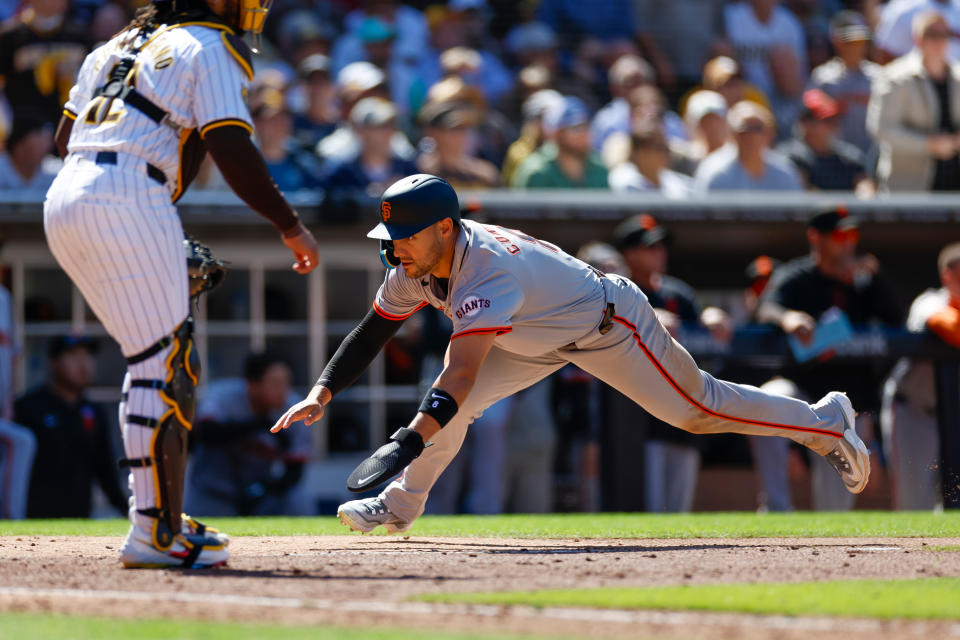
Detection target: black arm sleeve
<box><xmin>317</xmin><ymin>307</ymin><xmax>405</xmax><ymax>397</ymax></box>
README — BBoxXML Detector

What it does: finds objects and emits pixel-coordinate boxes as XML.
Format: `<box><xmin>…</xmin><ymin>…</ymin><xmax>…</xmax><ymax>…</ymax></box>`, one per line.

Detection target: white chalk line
<box><xmin>0</xmin><ymin>586</ymin><xmax>958</xmax><ymax>635</ymax></box>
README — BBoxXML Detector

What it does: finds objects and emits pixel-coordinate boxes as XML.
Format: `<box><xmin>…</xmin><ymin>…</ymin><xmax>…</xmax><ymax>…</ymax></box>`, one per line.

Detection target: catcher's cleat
<box><xmin>119</xmin><ymin>525</ymin><xmax>229</xmax><ymax>569</ymax></box>
<box><xmin>820</xmin><ymin>391</ymin><xmax>871</xmax><ymax>494</ymax></box>
<box><xmin>338</xmin><ymin>497</ymin><xmax>411</xmax><ymax>534</ymax></box>
<box><xmin>182</xmin><ymin>514</ymin><xmax>229</xmax><ymax>546</ymax></box>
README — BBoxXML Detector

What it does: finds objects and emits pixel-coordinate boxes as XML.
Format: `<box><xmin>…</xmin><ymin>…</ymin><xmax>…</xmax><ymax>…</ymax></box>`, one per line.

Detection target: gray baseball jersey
<box><xmin>374</xmin><ymin>220</ymin><xmax>605</xmax><ymax>357</ymax></box>
<box><xmin>372</xmin><ymin>220</ymin><xmax>855</xmax><ymax>523</ymax></box>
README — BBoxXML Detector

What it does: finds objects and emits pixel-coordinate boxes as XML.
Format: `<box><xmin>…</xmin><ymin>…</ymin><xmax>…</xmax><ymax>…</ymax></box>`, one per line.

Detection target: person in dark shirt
<box><xmin>613</xmin><ymin>214</ymin><xmax>731</xmax><ymax>512</ymax></box>
<box><xmin>14</xmin><ymin>335</ymin><xmax>127</xmax><ymax>518</ymax></box>
<box><xmin>185</xmin><ymin>352</ymin><xmax>311</xmax><ymax>516</ymax></box>
<box><xmin>777</xmin><ymin>89</ymin><xmax>872</xmax><ymax>193</ymax></box>
<box><xmin>0</xmin><ymin>0</ymin><xmax>88</xmax><ymax>128</ymax></box>
<box><xmin>756</xmin><ymin>207</ymin><xmax>902</xmax><ymax>509</ymax></box>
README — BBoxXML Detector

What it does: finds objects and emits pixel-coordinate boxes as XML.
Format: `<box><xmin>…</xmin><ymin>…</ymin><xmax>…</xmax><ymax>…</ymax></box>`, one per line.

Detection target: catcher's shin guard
<box><xmin>120</xmin><ymin>318</ymin><xmax>199</xmax><ymax>550</ymax></box>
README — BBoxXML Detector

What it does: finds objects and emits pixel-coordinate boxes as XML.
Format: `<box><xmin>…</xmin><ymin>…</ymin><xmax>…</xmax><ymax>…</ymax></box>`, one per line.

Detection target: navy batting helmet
<box><xmin>367</xmin><ymin>174</ymin><xmax>461</xmax><ymax>268</ymax></box>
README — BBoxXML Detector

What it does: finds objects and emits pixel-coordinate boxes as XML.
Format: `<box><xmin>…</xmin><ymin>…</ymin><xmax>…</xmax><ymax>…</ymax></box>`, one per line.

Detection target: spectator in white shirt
<box><xmin>609</xmin><ymin>122</ymin><xmax>693</xmax><ymax>198</ymax></box>
<box><xmin>694</xmin><ymin>100</ymin><xmax>803</xmax><ymax>192</ymax></box>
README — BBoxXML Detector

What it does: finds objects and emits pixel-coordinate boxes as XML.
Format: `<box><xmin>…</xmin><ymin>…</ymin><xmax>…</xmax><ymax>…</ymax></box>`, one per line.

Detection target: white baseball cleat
<box><xmin>119</xmin><ymin>525</ymin><xmax>229</xmax><ymax>569</ymax></box>
<box><xmin>821</xmin><ymin>391</ymin><xmax>871</xmax><ymax>494</ymax></box>
<box><xmin>338</xmin><ymin>497</ymin><xmax>411</xmax><ymax>534</ymax></box>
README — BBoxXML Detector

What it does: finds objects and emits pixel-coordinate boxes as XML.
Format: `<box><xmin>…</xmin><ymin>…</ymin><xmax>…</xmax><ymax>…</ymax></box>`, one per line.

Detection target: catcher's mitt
<box><xmin>184</xmin><ymin>235</ymin><xmax>226</xmax><ymax>299</ymax></box>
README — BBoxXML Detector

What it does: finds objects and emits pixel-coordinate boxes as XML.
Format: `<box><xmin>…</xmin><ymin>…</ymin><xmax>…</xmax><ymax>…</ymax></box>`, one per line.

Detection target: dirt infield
<box><xmin>0</xmin><ymin>535</ymin><xmax>959</xmax><ymax>639</ymax></box>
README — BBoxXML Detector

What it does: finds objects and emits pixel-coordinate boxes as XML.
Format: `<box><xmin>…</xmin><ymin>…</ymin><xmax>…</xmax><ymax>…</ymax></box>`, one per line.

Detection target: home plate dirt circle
<box><xmin>0</xmin><ymin>535</ymin><xmax>958</xmax><ymax>640</ymax></box>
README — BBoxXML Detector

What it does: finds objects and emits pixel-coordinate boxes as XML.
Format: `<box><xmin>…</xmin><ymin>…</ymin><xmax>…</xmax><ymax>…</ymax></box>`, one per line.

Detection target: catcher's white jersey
<box><xmin>63</xmin><ymin>21</ymin><xmax>254</xmax><ymax>200</ymax></box>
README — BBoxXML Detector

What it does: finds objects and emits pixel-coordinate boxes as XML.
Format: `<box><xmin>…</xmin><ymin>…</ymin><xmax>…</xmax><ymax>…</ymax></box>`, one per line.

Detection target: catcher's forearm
<box><xmin>316</xmin><ymin>307</ymin><xmax>404</xmax><ymax>397</ymax></box>
<box><xmin>203</xmin><ymin>125</ymin><xmax>300</xmax><ymax>233</ymax></box>
<box><xmin>55</xmin><ymin>114</ymin><xmax>73</xmax><ymax>159</ymax></box>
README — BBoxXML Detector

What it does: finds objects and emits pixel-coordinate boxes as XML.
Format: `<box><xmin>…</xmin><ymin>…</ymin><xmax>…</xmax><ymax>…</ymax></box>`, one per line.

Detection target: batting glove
<box><xmin>346</xmin><ymin>427</ymin><xmax>425</xmax><ymax>492</ymax></box>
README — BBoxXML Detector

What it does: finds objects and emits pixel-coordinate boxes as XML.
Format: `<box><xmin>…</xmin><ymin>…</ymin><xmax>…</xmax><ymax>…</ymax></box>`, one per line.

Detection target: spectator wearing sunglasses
<box><xmin>868</xmin><ymin>11</ymin><xmax>960</xmax><ymax>191</ymax></box>
<box><xmin>693</xmin><ymin>100</ymin><xmax>802</xmax><ymax>193</ymax></box>
<box><xmin>755</xmin><ymin>208</ymin><xmax>902</xmax><ymax>510</ymax></box>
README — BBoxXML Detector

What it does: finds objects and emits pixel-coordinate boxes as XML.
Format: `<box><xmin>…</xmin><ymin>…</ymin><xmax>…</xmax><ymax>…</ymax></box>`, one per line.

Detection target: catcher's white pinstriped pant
<box><xmin>382</xmin><ymin>274</ymin><xmax>848</xmax><ymax>523</ymax></box>
<box><xmin>44</xmin><ymin>153</ymin><xmax>189</xmax><ymax>527</ymax></box>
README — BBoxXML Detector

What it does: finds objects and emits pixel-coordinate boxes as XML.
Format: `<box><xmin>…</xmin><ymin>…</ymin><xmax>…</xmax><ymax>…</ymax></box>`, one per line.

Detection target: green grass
<box><xmin>2</xmin><ymin>511</ymin><xmax>958</xmax><ymax>539</ymax></box>
<box><xmin>418</xmin><ymin>578</ymin><xmax>960</xmax><ymax>620</ymax></box>
<box><xmin>0</xmin><ymin>613</ymin><xmax>555</xmax><ymax>640</ymax></box>
<box><xmin>930</xmin><ymin>545</ymin><xmax>960</xmax><ymax>552</ymax></box>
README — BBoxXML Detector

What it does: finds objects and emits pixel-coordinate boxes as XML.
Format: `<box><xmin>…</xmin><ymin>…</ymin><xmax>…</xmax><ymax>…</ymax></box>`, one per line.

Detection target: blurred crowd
<box><xmin>1</xmin><ymin>0</ymin><xmax>960</xmax><ymax>518</ymax></box>
<box><xmin>11</xmin><ymin>0</ymin><xmax>960</xmax><ymax>196</ymax></box>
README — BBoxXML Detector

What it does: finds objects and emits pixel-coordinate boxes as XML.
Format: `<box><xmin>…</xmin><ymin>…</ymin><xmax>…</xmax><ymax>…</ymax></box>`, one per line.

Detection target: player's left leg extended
<box><xmin>564</xmin><ymin>275</ymin><xmax>870</xmax><ymax>495</ymax></box>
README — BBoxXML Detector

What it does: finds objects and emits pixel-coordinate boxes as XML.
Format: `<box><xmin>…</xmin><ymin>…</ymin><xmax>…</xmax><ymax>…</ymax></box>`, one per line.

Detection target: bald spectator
<box><xmin>512</xmin><ymin>96</ymin><xmax>608</xmax><ymax>188</ymax></box>
<box><xmin>694</xmin><ymin>101</ymin><xmax>802</xmax><ymax>192</ymax></box>
<box><xmin>424</xmin><ymin>74</ymin><xmax>513</xmax><ymax>166</ymax></box>
<box><xmin>868</xmin><ymin>11</ymin><xmax>960</xmax><ymax>192</ymax></box>
<box><xmin>808</xmin><ymin>11</ymin><xmax>881</xmax><ymax>154</ymax></box>
<box><xmin>417</xmin><ymin>102</ymin><xmax>500</xmax><ymax>189</ymax></box>
<box><xmin>438</xmin><ymin>46</ymin><xmax>511</xmax><ymax>106</ymax></box>
<box><xmin>608</xmin><ymin>123</ymin><xmax>693</xmax><ymax>198</ymax></box>
<box><xmin>430</xmin><ymin>2</ymin><xmax>515</xmax><ymax>106</ymax></box>
<box><xmin>591</xmin><ymin>55</ymin><xmax>656</xmax><ymax>153</ymax></box>
<box><xmin>723</xmin><ymin>0</ymin><xmax>807</xmax><ymax>133</ymax></box>
<box><xmin>700</xmin><ymin>56</ymin><xmax>770</xmax><ymax>110</ymax></box>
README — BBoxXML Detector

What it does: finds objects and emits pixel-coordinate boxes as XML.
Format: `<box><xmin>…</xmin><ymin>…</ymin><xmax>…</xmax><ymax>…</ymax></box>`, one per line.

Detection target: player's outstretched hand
<box><xmin>346</xmin><ymin>428</ymin><xmax>425</xmax><ymax>492</ymax></box>
<box><xmin>282</xmin><ymin>221</ymin><xmax>320</xmax><ymax>274</ymax></box>
<box><xmin>271</xmin><ymin>386</ymin><xmax>331</xmax><ymax>433</ymax></box>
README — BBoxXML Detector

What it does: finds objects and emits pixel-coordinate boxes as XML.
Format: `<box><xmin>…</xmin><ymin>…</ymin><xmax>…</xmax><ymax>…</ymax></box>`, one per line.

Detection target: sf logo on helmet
<box><xmin>381</xmin><ymin>201</ymin><xmax>392</xmax><ymax>221</ymax></box>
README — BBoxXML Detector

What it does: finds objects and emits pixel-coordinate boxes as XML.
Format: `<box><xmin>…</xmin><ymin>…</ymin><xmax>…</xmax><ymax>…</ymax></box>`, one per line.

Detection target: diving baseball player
<box><xmin>272</xmin><ymin>174</ymin><xmax>870</xmax><ymax>534</ymax></box>
<box><xmin>44</xmin><ymin>0</ymin><xmax>319</xmax><ymax>567</ymax></box>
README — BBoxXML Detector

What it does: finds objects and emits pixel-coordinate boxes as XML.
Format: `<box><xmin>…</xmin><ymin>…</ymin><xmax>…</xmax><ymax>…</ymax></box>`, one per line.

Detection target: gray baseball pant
<box><xmin>381</xmin><ymin>275</ymin><xmax>846</xmax><ymax>523</ymax></box>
